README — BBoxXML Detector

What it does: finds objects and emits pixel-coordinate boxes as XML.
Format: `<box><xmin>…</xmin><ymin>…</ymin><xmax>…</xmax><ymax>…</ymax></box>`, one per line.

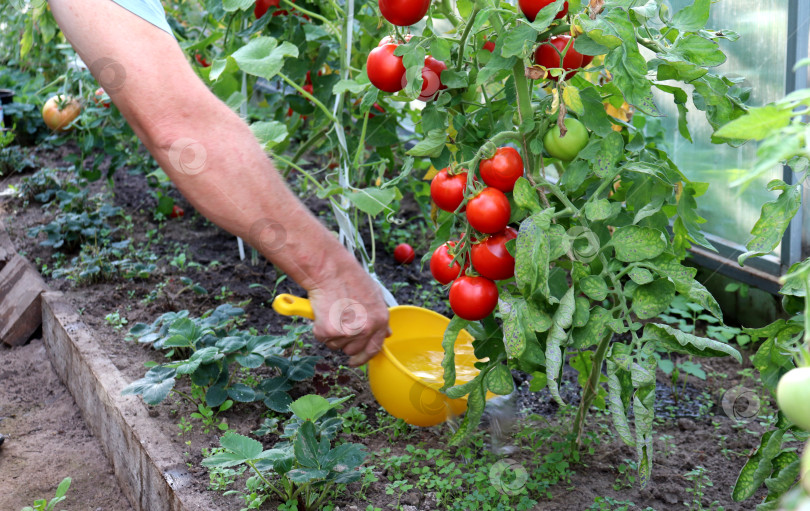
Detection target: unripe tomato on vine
<box><xmin>378</xmin><ymin>0</ymin><xmax>431</xmax><ymax>26</ymax></box>
<box><xmin>776</xmin><ymin>367</ymin><xmax>810</xmax><ymax>431</ymax></box>
<box><xmin>544</xmin><ymin>118</ymin><xmax>590</xmax><ymax>161</ymax></box>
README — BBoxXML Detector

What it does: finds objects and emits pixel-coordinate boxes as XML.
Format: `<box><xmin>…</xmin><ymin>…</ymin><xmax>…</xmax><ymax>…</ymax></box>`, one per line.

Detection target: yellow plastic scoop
<box><xmin>271</xmin><ymin>294</ymin><xmax>489</xmax><ymax>427</ymax></box>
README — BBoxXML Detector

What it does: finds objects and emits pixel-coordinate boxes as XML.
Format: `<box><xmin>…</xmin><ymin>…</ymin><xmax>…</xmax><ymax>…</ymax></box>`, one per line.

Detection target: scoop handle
<box><xmin>272</xmin><ymin>294</ymin><xmax>315</xmax><ymax>320</ymax></box>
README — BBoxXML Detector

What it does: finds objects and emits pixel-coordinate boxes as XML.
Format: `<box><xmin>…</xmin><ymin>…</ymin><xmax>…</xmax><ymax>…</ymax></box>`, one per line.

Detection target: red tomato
<box><xmin>449</xmin><ymin>276</ymin><xmax>499</xmax><ymax>321</ymax></box>
<box><xmin>170</xmin><ymin>205</ymin><xmax>185</xmax><ymax>219</ymax></box>
<box><xmin>582</xmin><ymin>54</ymin><xmax>595</xmax><ymax>67</ymax></box>
<box><xmin>254</xmin><ymin>0</ymin><xmax>281</xmax><ymax>18</ymax></box>
<box><xmin>483</xmin><ymin>40</ymin><xmax>496</xmax><ymax>53</ymax></box>
<box><xmin>430</xmin><ymin>241</ymin><xmax>466</xmax><ymax>285</ymax></box>
<box><xmin>303</xmin><ymin>83</ymin><xmax>314</xmax><ymax>95</ymax></box>
<box><xmin>393</xmin><ymin>243</ymin><xmax>416</xmax><ymax>264</ymax></box>
<box><xmin>378</xmin><ymin>34</ymin><xmax>412</xmax><ymax>46</ymax></box>
<box><xmin>430</xmin><ymin>168</ymin><xmax>468</xmax><ymax>212</ymax></box>
<box><xmin>471</xmin><ymin>227</ymin><xmax>517</xmax><ymax>281</ymax></box>
<box><xmin>367</xmin><ymin>44</ymin><xmax>407</xmax><ymax>93</ymax></box>
<box><xmin>519</xmin><ymin>0</ymin><xmax>568</xmax><ymax>22</ymax></box>
<box><xmin>534</xmin><ymin>35</ymin><xmax>585</xmax><ymax>81</ymax></box>
<box><xmin>93</xmin><ymin>88</ymin><xmax>111</xmax><ymax>108</ymax></box>
<box><xmin>195</xmin><ymin>53</ymin><xmax>210</xmax><ymax>67</ymax></box>
<box><xmin>479</xmin><ymin>147</ymin><xmax>524</xmax><ymax>192</ymax></box>
<box><xmin>466</xmin><ymin>187</ymin><xmax>511</xmax><ymax>234</ymax></box>
<box><xmin>378</xmin><ymin>0</ymin><xmax>431</xmax><ymax>27</ymax></box>
<box><xmin>306</xmin><ymin>70</ymin><xmax>312</xmax><ymax>85</ymax></box>
<box><xmin>418</xmin><ymin>56</ymin><xmax>447</xmax><ymax>102</ymax></box>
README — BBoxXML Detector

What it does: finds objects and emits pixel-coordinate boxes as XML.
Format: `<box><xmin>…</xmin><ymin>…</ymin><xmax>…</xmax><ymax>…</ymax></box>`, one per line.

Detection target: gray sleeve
<box><xmin>110</xmin><ymin>0</ymin><xmax>173</xmax><ymax>36</ymax></box>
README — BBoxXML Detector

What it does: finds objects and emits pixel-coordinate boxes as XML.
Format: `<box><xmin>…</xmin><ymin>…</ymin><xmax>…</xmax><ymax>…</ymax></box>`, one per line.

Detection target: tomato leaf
<box><xmin>515</xmin><ymin>209</ymin><xmax>554</xmax><ymax>300</ymax></box>
<box><xmin>450</xmin><ymin>379</ymin><xmax>486</xmax><ymax>446</ymax></box>
<box><xmin>670</xmin><ymin>0</ymin><xmax>711</xmax><ymax>32</ymax></box>
<box><xmin>546</xmin><ymin>288</ymin><xmax>575</xmax><ymax>406</ymax></box>
<box><xmin>606</xmin><ymin>344</ymin><xmax>635</xmax><ymax>447</ymax></box>
<box><xmin>738</xmin><ymin>181</ymin><xmax>801</xmax><ymax>265</ymax></box>
<box><xmin>440</xmin><ymin>316</ymin><xmax>470</xmax><ymax>392</ymax></box>
<box><xmin>222</xmin><ymin>0</ymin><xmax>253</xmax><ymax>11</ymax></box>
<box><xmin>485</xmin><ymin>365</ymin><xmax>514</xmax><ymax>395</ymax></box>
<box><xmin>592</xmin><ymin>131</ymin><xmax>624</xmax><ymax>178</ymax></box>
<box><xmin>512</xmin><ymin>177</ymin><xmax>542</xmax><ymax>213</ymax></box>
<box><xmin>611</xmin><ymin>225</ymin><xmax>667</xmax><ymax>262</ymax></box>
<box><xmin>631</xmin><ymin>347</ymin><xmax>657</xmax><ymax>488</ymax></box>
<box><xmin>584</xmin><ymin>198</ymin><xmax>620</xmax><ymax>221</ymax></box>
<box><xmin>642</xmin><ymin>323</ymin><xmax>742</xmax><ymax>362</ymax></box>
<box><xmin>732</xmin><ymin>429</ymin><xmax>787</xmax><ymax>501</ymax></box>
<box><xmin>579</xmin><ymin>275</ymin><xmax>608</xmax><ymax>301</ymax></box>
<box><xmin>345</xmin><ymin>187</ymin><xmax>396</xmax><ymax>217</ymax></box>
<box><xmin>250</xmin><ymin>121</ymin><xmax>288</xmax><ymax>150</ymax></box>
<box><xmin>631</xmin><ymin>279</ymin><xmax>675</xmax><ymax>319</ymax></box>
<box><xmin>407</xmin><ymin>129</ymin><xmax>447</xmax><ymax>157</ymax></box>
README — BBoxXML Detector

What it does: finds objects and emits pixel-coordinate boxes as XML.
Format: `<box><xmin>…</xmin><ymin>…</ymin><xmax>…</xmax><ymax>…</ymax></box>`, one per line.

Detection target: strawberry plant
<box><xmin>124</xmin><ymin>304</ymin><xmax>320</xmax><ymax>413</ymax></box>
<box><xmin>203</xmin><ymin>395</ymin><xmax>367</xmax><ymax>510</ymax></box>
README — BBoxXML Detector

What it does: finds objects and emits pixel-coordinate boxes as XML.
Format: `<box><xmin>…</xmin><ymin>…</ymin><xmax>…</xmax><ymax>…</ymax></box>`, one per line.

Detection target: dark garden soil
<box><xmin>0</xmin><ymin>143</ymin><xmax>774</xmax><ymax>510</ymax></box>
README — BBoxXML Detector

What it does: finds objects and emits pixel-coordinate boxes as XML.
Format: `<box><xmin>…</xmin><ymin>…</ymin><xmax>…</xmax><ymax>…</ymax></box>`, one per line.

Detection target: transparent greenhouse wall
<box><xmin>652</xmin><ymin>0</ymin><xmax>789</xmax><ymax>257</ymax></box>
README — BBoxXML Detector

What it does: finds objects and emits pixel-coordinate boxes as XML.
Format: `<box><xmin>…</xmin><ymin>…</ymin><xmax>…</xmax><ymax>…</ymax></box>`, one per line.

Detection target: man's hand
<box><xmin>307</xmin><ymin>261</ymin><xmax>390</xmax><ymax>367</ymax></box>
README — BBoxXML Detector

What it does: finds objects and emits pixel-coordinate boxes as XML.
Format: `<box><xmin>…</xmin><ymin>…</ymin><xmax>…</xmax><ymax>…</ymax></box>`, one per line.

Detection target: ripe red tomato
<box><xmin>254</xmin><ymin>0</ymin><xmax>281</xmax><ymax>18</ymax></box>
<box><xmin>483</xmin><ymin>40</ymin><xmax>496</xmax><ymax>53</ymax></box>
<box><xmin>418</xmin><ymin>56</ymin><xmax>447</xmax><ymax>101</ymax></box>
<box><xmin>471</xmin><ymin>227</ymin><xmax>517</xmax><ymax>281</ymax></box>
<box><xmin>430</xmin><ymin>168</ymin><xmax>468</xmax><ymax>212</ymax></box>
<box><xmin>303</xmin><ymin>83</ymin><xmax>314</xmax><ymax>95</ymax></box>
<box><xmin>93</xmin><ymin>88</ymin><xmax>111</xmax><ymax>108</ymax></box>
<box><xmin>169</xmin><ymin>205</ymin><xmax>184</xmax><ymax>219</ymax></box>
<box><xmin>379</xmin><ymin>0</ymin><xmax>431</xmax><ymax>27</ymax></box>
<box><xmin>430</xmin><ymin>241</ymin><xmax>466</xmax><ymax>285</ymax></box>
<box><xmin>466</xmin><ymin>188</ymin><xmax>511</xmax><ymax>234</ymax></box>
<box><xmin>519</xmin><ymin>0</ymin><xmax>568</xmax><ymax>22</ymax></box>
<box><xmin>534</xmin><ymin>35</ymin><xmax>585</xmax><ymax>81</ymax></box>
<box><xmin>195</xmin><ymin>53</ymin><xmax>210</xmax><ymax>67</ymax></box>
<box><xmin>393</xmin><ymin>243</ymin><xmax>416</xmax><ymax>264</ymax></box>
<box><xmin>449</xmin><ymin>276</ymin><xmax>499</xmax><ymax>321</ymax></box>
<box><xmin>479</xmin><ymin>147</ymin><xmax>524</xmax><ymax>192</ymax></box>
<box><xmin>367</xmin><ymin>44</ymin><xmax>407</xmax><ymax>93</ymax></box>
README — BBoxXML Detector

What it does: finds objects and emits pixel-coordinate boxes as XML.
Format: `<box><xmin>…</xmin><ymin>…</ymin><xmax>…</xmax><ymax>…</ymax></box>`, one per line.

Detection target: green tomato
<box><xmin>544</xmin><ymin>118</ymin><xmax>590</xmax><ymax>161</ymax></box>
<box><xmin>776</xmin><ymin>367</ymin><xmax>810</xmax><ymax>431</ymax></box>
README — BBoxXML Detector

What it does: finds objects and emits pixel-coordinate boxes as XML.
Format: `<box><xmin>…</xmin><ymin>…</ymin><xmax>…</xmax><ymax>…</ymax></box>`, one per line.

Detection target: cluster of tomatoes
<box><xmin>254</xmin><ymin>0</ymin><xmax>309</xmax><ymax>21</ymax></box>
<box><xmin>428</xmin><ymin>147</ymin><xmax>524</xmax><ymax>321</ymax></box>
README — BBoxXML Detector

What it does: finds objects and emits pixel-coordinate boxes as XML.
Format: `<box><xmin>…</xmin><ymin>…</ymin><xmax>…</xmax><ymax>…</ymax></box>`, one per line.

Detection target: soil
<box><xmin>0</xmin><ymin>338</ymin><xmax>132</xmax><ymax>511</ymax></box>
<box><xmin>0</xmin><ymin>143</ymin><xmax>779</xmax><ymax>511</ymax></box>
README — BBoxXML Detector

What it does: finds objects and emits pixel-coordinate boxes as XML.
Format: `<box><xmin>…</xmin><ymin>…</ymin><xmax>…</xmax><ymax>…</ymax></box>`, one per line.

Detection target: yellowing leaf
<box><xmin>423</xmin><ymin>165</ymin><xmax>439</xmax><ymax>181</ymax></box>
<box><xmin>563</xmin><ymin>86</ymin><xmax>584</xmax><ymax>115</ymax></box>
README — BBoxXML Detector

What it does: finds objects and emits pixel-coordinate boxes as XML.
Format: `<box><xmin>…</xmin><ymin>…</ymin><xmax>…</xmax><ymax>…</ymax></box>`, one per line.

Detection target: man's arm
<box><xmin>47</xmin><ymin>0</ymin><xmax>389</xmax><ymax>365</ymax></box>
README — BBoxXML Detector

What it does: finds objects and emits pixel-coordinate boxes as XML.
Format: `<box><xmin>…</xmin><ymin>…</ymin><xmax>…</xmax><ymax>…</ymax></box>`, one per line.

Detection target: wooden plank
<box><xmin>0</xmin><ymin>255</ymin><xmax>47</xmax><ymax>346</ymax></box>
<box><xmin>42</xmin><ymin>292</ymin><xmax>227</xmax><ymax>511</ymax></box>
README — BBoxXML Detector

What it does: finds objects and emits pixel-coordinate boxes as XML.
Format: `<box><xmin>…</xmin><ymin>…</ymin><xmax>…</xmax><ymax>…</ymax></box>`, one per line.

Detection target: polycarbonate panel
<box><xmin>652</xmin><ymin>0</ymin><xmax>789</xmax><ymax>256</ymax></box>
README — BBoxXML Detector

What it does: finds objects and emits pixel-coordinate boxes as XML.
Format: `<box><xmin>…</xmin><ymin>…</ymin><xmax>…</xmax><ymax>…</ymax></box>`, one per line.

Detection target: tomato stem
<box><xmin>280</xmin><ymin>0</ymin><xmax>339</xmax><ymax>33</ymax></box>
<box><xmin>572</xmin><ymin>330</ymin><xmax>612</xmax><ymax>448</ymax></box>
<box><xmin>456</xmin><ymin>6</ymin><xmax>481</xmax><ymax>72</ymax></box>
<box><xmin>438</xmin><ymin>0</ymin><xmax>461</xmax><ymax>28</ymax></box>
<box><xmin>278</xmin><ymin>72</ymin><xmax>338</xmax><ymax>123</ymax></box>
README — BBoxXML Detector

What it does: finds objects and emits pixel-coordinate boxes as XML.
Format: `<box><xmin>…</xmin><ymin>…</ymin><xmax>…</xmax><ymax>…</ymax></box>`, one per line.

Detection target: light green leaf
<box><xmin>546</xmin><ymin>288</ymin><xmax>575</xmax><ymax>405</ymax></box>
<box><xmin>345</xmin><ymin>187</ymin><xmax>396</xmax><ymax>217</ymax></box>
<box><xmin>714</xmin><ymin>105</ymin><xmax>793</xmax><ymax>141</ymax></box>
<box><xmin>220</xmin><ymin>431</ymin><xmax>264</xmax><ymax>461</ymax></box>
<box><xmin>515</xmin><ymin>209</ymin><xmax>553</xmax><ymax>300</ymax></box>
<box><xmin>584</xmin><ymin>199</ymin><xmax>620</xmax><ymax>221</ymax></box>
<box><xmin>592</xmin><ymin>132</ymin><xmax>624</xmax><ymax>178</ymax></box>
<box><xmin>738</xmin><ymin>181</ymin><xmax>801</xmax><ymax>265</ymax></box>
<box><xmin>441</xmin><ymin>316</ymin><xmax>470</xmax><ymax>391</ymax></box>
<box><xmin>231</xmin><ymin>37</ymin><xmax>299</xmax><ymax>80</ymax></box>
<box><xmin>485</xmin><ymin>365</ymin><xmax>514</xmax><ymax>395</ymax></box>
<box><xmin>612</xmin><ymin>225</ymin><xmax>667</xmax><ymax>262</ymax></box>
<box><xmin>250</xmin><ymin>121</ymin><xmax>288</xmax><ymax>150</ymax></box>
<box><xmin>513</xmin><ymin>177</ymin><xmax>542</xmax><ymax>213</ymax></box>
<box><xmin>406</xmin><ymin>129</ymin><xmax>447</xmax><ymax>157</ymax></box>
<box><xmin>670</xmin><ymin>0</ymin><xmax>711</xmax><ymax>32</ymax></box>
<box><xmin>632</xmin><ymin>279</ymin><xmax>675</xmax><ymax>319</ymax></box>
<box><xmin>289</xmin><ymin>395</ymin><xmax>330</xmax><ymax>421</ymax></box>
<box><xmin>580</xmin><ymin>275</ymin><xmax>608</xmax><ymax>301</ymax></box>
<box><xmin>223</xmin><ymin>0</ymin><xmax>253</xmax><ymax>11</ymax></box>
<box><xmin>628</xmin><ymin>267</ymin><xmax>653</xmax><ymax>285</ymax></box>
<box><xmin>332</xmin><ymin>79</ymin><xmax>369</xmax><ymax>95</ymax></box>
